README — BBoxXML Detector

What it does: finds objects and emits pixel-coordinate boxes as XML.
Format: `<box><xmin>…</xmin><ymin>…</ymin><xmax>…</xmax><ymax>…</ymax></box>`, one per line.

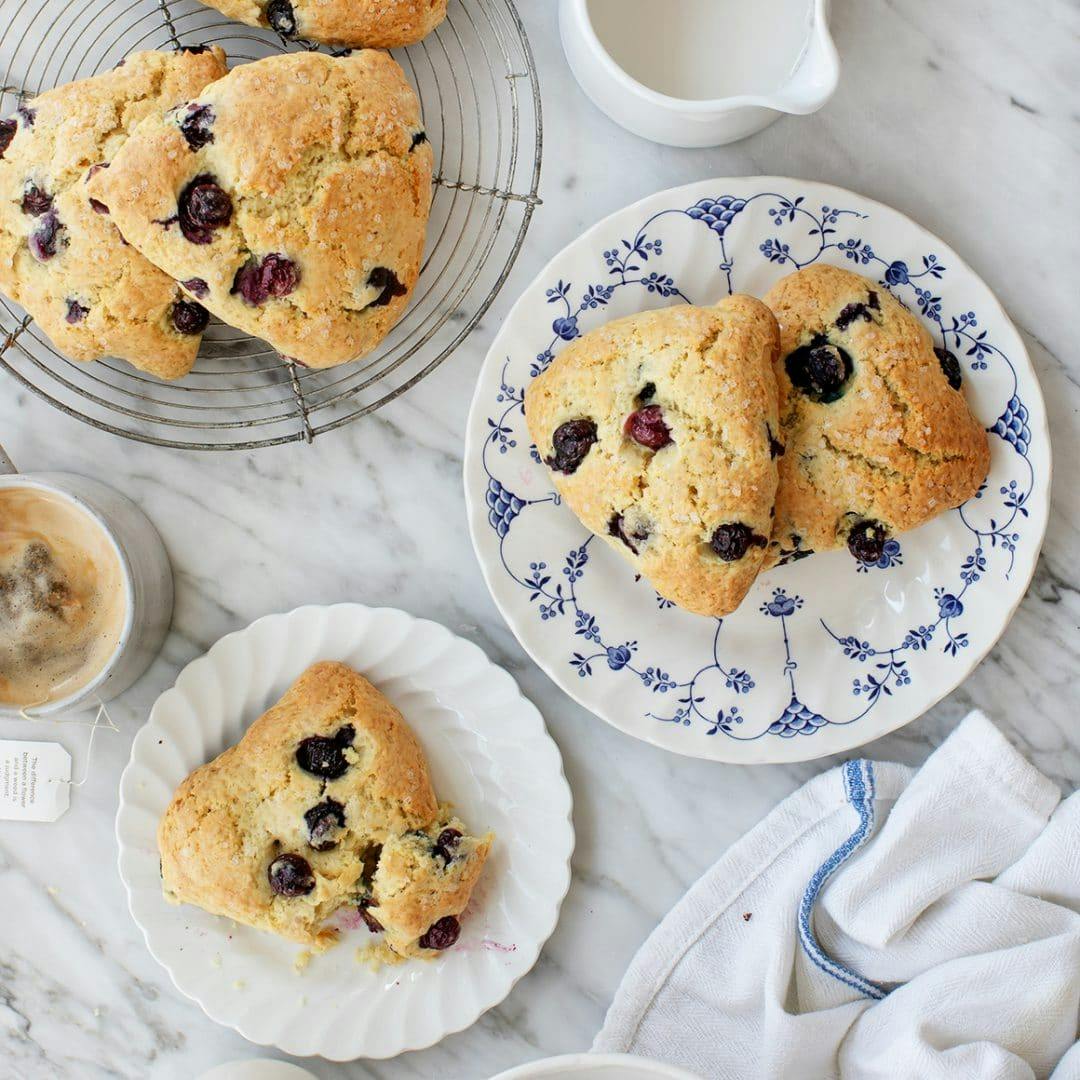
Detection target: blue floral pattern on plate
<box><xmin>465</xmin><ymin>179</ymin><xmax>1050</xmax><ymax>763</ymax></box>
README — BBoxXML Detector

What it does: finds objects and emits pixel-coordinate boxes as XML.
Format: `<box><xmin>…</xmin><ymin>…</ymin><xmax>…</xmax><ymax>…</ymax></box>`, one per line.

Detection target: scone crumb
<box><xmin>356</xmin><ymin>941</ymin><xmax>405</xmax><ymax>971</ymax></box>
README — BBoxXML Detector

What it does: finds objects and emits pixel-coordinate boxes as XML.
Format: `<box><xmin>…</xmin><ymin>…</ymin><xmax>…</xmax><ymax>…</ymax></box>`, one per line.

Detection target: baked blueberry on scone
<box><xmin>158</xmin><ymin>661</ymin><xmax>492</xmax><ymax>959</ymax></box>
<box><xmin>90</xmin><ymin>50</ymin><xmax>432</xmax><ymax>369</ymax></box>
<box><xmin>524</xmin><ymin>297</ymin><xmax>781</xmax><ymax>617</ymax></box>
<box><xmin>197</xmin><ymin>0</ymin><xmax>445</xmax><ymax>48</ymax></box>
<box><xmin>0</xmin><ymin>48</ymin><xmax>227</xmax><ymax>379</ymax></box>
<box><xmin>762</xmin><ymin>264</ymin><xmax>991</xmax><ymax>567</ymax></box>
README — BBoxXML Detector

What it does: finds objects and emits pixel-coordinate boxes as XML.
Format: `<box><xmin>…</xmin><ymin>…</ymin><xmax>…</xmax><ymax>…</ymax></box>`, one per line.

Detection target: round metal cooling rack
<box><xmin>0</xmin><ymin>0</ymin><xmax>541</xmax><ymax>449</ymax></box>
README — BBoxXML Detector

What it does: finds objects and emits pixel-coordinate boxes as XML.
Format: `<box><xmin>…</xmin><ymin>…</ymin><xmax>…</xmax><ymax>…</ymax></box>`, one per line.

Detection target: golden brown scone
<box><xmin>91</xmin><ymin>51</ymin><xmax>432</xmax><ymax>369</ymax></box>
<box><xmin>525</xmin><ymin>297</ymin><xmax>781</xmax><ymax>617</ymax></box>
<box><xmin>199</xmin><ymin>0</ymin><xmax>446</xmax><ymax>48</ymax></box>
<box><xmin>762</xmin><ymin>265</ymin><xmax>991</xmax><ymax>568</ymax></box>
<box><xmin>0</xmin><ymin>48</ymin><xmax>228</xmax><ymax>379</ymax></box>
<box><xmin>158</xmin><ymin>661</ymin><xmax>492</xmax><ymax>958</ymax></box>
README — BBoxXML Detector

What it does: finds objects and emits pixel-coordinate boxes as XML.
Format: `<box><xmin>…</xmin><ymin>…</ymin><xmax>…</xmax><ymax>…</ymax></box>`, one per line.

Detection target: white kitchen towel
<box><xmin>593</xmin><ymin>711</ymin><xmax>1080</xmax><ymax>1079</ymax></box>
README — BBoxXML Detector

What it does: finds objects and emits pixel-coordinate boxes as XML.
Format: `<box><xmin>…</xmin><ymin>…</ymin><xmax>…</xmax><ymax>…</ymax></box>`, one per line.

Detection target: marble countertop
<box><xmin>2</xmin><ymin>1</ymin><xmax>1077</xmax><ymax>1077</ymax></box>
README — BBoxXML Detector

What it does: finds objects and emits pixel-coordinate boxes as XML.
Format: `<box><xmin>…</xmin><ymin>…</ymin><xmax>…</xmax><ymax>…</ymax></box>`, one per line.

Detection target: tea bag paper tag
<box><xmin>0</xmin><ymin>739</ymin><xmax>71</xmax><ymax>821</ymax></box>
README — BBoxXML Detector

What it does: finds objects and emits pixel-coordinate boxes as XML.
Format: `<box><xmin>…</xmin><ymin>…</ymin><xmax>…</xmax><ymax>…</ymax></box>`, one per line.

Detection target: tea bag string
<box><xmin>18</xmin><ymin>696</ymin><xmax>119</xmax><ymax>788</ymax></box>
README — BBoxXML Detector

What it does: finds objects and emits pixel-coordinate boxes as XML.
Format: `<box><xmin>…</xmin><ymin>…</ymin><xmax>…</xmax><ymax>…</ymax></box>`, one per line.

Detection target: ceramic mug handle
<box><xmin>0</xmin><ymin>444</ymin><xmax>15</xmax><ymax>475</ymax></box>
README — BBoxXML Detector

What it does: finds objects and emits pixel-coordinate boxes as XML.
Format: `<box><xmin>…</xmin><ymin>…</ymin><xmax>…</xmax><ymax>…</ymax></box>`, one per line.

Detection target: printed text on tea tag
<box><xmin>0</xmin><ymin>740</ymin><xmax>72</xmax><ymax>821</ymax></box>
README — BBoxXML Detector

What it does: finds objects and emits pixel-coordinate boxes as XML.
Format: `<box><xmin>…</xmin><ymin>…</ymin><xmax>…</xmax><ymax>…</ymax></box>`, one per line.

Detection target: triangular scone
<box><xmin>90</xmin><ymin>51</ymin><xmax>432</xmax><ymax>370</ymax></box>
<box><xmin>158</xmin><ymin>661</ymin><xmax>492</xmax><ymax>958</ymax></box>
<box><xmin>0</xmin><ymin>48</ymin><xmax>228</xmax><ymax>379</ymax></box>
<box><xmin>195</xmin><ymin>0</ymin><xmax>445</xmax><ymax>48</ymax></box>
<box><xmin>762</xmin><ymin>265</ymin><xmax>990</xmax><ymax>568</ymax></box>
<box><xmin>525</xmin><ymin>297</ymin><xmax>781</xmax><ymax>617</ymax></box>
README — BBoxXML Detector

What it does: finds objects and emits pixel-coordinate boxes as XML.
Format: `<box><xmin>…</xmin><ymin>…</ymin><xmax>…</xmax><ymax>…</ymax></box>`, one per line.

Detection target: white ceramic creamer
<box><xmin>560</xmin><ymin>0</ymin><xmax>840</xmax><ymax>147</ymax></box>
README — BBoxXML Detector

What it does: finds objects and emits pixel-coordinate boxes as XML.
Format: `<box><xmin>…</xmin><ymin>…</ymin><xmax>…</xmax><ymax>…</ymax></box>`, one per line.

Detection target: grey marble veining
<box><xmin>1</xmin><ymin>1</ymin><xmax>1078</xmax><ymax>1077</ymax></box>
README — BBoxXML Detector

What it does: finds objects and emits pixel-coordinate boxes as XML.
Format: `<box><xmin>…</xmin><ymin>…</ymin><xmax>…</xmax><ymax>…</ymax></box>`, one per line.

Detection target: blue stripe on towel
<box><xmin>796</xmin><ymin>759</ymin><xmax>887</xmax><ymax>1000</ymax></box>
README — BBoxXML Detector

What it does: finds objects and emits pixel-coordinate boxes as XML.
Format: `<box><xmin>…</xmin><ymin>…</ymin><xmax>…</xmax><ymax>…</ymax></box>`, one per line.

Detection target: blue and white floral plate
<box><xmin>463</xmin><ymin>178</ymin><xmax>1050</xmax><ymax>763</ymax></box>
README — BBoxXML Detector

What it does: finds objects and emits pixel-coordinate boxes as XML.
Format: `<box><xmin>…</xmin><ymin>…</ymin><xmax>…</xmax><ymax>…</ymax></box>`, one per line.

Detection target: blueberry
<box><xmin>266</xmin><ymin>0</ymin><xmax>298</xmax><ymax>37</ymax></box>
<box><xmin>545</xmin><ymin>419</ymin><xmax>597</xmax><ymax>474</ymax></box>
<box><xmin>0</xmin><ymin>119</ymin><xmax>16</xmax><ymax>158</ymax></box>
<box><xmin>624</xmin><ymin>404</ymin><xmax>672</xmax><ymax>450</ymax></box>
<box><xmin>65</xmin><ymin>299</ymin><xmax>88</xmax><ymax>325</ymax></box>
<box><xmin>433</xmin><ymin>828</ymin><xmax>461</xmax><ymax>864</ymax></box>
<box><xmin>85</xmin><ymin>164</ymin><xmax>110</xmax><ymax>214</ymax></box>
<box><xmin>16</xmin><ymin>105</ymin><xmax>35</xmax><ymax>128</ymax></box>
<box><xmin>767</xmin><ymin>425</ymin><xmax>784</xmax><ymax>458</ymax></box>
<box><xmin>178</xmin><ymin>175</ymin><xmax>232</xmax><ymax>244</ymax></box>
<box><xmin>171</xmin><ymin>299</ymin><xmax>209</xmax><ymax>335</ymax></box>
<box><xmin>295</xmin><ymin>724</ymin><xmax>355</xmax><ymax>779</ymax></box>
<box><xmin>262</xmin><ymin>254</ymin><xmax>299</xmax><ymax>297</ymax></box>
<box><xmin>230</xmin><ymin>262</ymin><xmax>263</xmax><ymax>304</ymax></box>
<box><xmin>181</xmin><ymin>277</ymin><xmax>209</xmax><ymax>299</ymax></box>
<box><xmin>28</xmin><ymin>211</ymin><xmax>63</xmax><ymax>261</ymax></box>
<box><xmin>178</xmin><ymin>103</ymin><xmax>215</xmax><ymax>151</ymax></box>
<box><xmin>836</xmin><ymin>291</ymin><xmax>879</xmax><ymax>332</ymax></box>
<box><xmin>410</xmin><ymin>130</ymin><xmax>428</xmax><ymax>151</ymax></box>
<box><xmin>636</xmin><ymin>382</ymin><xmax>656</xmax><ymax>403</ymax></box>
<box><xmin>847</xmin><ymin>519</ymin><xmax>888</xmax><ymax>564</ymax></box>
<box><xmin>785</xmin><ymin>337</ymin><xmax>853</xmax><ymax>403</ymax></box>
<box><xmin>357</xmin><ymin>897</ymin><xmax>383</xmax><ymax>933</ymax></box>
<box><xmin>710</xmin><ymin>523</ymin><xmax>765</xmax><ymax>561</ymax></box>
<box><xmin>21</xmin><ymin>184</ymin><xmax>52</xmax><ymax>216</ymax></box>
<box><xmin>418</xmin><ymin>915</ymin><xmax>460</xmax><ymax>950</ymax></box>
<box><xmin>607</xmin><ymin>512</ymin><xmax>649</xmax><ymax>555</ymax></box>
<box><xmin>304</xmin><ymin>799</ymin><xmax>346</xmax><ymax>851</ymax></box>
<box><xmin>367</xmin><ymin>266</ymin><xmax>406</xmax><ymax>308</ymax></box>
<box><xmin>935</xmin><ymin>346</ymin><xmax>962</xmax><ymax>390</ymax></box>
<box><xmin>268</xmin><ymin>853</ymin><xmax>315</xmax><ymax>897</ymax></box>
<box><xmin>231</xmin><ymin>254</ymin><xmax>300</xmax><ymax>305</ymax></box>
<box><xmin>179</xmin><ymin>43</ymin><xmax>210</xmax><ymax>54</ymax></box>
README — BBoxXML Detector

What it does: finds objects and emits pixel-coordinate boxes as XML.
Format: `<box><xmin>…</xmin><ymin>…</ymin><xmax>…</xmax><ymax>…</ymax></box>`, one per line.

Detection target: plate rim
<box><xmin>463</xmin><ymin>175</ymin><xmax>1052</xmax><ymax>765</ymax></box>
<box><xmin>114</xmin><ymin>602</ymin><xmax>575</xmax><ymax>1060</ymax></box>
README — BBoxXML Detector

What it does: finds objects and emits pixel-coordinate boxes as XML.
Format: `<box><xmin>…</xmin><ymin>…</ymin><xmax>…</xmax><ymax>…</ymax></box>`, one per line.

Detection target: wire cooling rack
<box><xmin>0</xmin><ymin>0</ymin><xmax>541</xmax><ymax>449</ymax></box>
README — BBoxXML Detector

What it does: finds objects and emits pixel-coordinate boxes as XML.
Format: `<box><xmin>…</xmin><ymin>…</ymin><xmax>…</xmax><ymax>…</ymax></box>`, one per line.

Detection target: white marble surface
<box><xmin>1</xmin><ymin>1</ymin><xmax>1077</xmax><ymax>1077</ymax></box>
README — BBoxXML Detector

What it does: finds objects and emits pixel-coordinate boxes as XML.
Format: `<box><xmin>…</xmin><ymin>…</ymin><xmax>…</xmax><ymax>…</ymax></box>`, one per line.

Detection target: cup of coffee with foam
<box><xmin>0</xmin><ymin>453</ymin><xmax>172</xmax><ymax>716</ymax></box>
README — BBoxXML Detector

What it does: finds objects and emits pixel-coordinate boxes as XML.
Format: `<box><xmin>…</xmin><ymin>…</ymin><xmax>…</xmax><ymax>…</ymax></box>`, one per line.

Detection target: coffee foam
<box><xmin>0</xmin><ymin>487</ymin><xmax>127</xmax><ymax>708</ymax></box>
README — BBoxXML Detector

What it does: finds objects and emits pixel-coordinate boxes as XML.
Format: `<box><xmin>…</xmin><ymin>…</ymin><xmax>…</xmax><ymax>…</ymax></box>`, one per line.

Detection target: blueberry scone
<box><xmin>762</xmin><ymin>265</ymin><xmax>991</xmax><ymax>568</ymax></box>
<box><xmin>158</xmin><ymin>661</ymin><xmax>492</xmax><ymax>959</ymax></box>
<box><xmin>197</xmin><ymin>0</ymin><xmax>446</xmax><ymax>48</ymax></box>
<box><xmin>90</xmin><ymin>51</ymin><xmax>432</xmax><ymax>369</ymax></box>
<box><xmin>525</xmin><ymin>297</ymin><xmax>781</xmax><ymax>617</ymax></box>
<box><xmin>0</xmin><ymin>48</ymin><xmax>227</xmax><ymax>379</ymax></box>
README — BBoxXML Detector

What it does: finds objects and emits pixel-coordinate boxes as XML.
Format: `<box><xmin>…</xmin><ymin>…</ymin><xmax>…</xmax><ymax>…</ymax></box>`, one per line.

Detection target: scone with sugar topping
<box><xmin>158</xmin><ymin>661</ymin><xmax>492</xmax><ymax>959</ymax></box>
<box><xmin>525</xmin><ymin>296</ymin><xmax>781</xmax><ymax>617</ymax></box>
<box><xmin>90</xmin><ymin>50</ymin><xmax>432</xmax><ymax>369</ymax></box>
<box><xmin>762</xmin><ymin>264</ymin><xmax>990</xmax><ymax>568</ymax></box>
<box><xmin>0</xmin><ymin>47</ymin><xmax>227</xmax><ymax>378</ymax></box>
<box><xmin>198</xmin><ymin>0</ymin><xmax>446</xmax><ymax>48</ymax></box>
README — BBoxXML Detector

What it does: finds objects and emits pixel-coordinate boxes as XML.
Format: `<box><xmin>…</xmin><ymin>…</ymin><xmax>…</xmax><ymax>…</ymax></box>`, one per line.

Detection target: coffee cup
<box><xmin>0</xmin><ymin>458</ymin><xmax>173</xmax><ymax>716</ymax></box>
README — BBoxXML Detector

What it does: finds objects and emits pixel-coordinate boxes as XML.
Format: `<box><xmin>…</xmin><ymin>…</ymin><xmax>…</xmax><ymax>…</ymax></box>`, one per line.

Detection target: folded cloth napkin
<box><xmin>594</xmin><ymin>711</ymin><xmax>1080</xmax><ymax>1079</ymax></box>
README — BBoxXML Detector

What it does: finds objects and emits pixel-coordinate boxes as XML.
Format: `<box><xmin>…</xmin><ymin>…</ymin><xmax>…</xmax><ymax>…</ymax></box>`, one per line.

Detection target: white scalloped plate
<box><xmin>464</xmin><ymin>177</ymin><xmax>1050</xmax><ymax>764</ymax></box>
<box><xmin>116</xmin><ymin>605</ymin><xmax>573</xmax><ymax>1061</ymax></box>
